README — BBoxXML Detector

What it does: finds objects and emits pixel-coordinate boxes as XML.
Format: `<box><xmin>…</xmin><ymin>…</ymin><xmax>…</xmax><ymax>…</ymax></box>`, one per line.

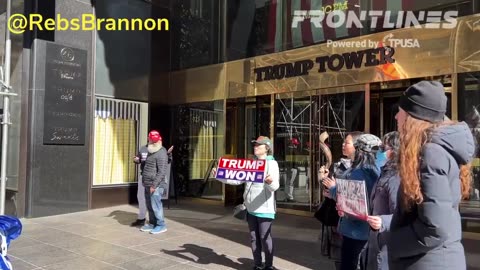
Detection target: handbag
<box><xmin>233</xmin><ymin>181</ymin><xmax>254</xmax><ymax>221</ymax></box>
<box><xmin>233</xmin><ymin>203</ymin><xmax>247</xmax><ymax>220</ymax></box>
<box><xmin>314</xmin><ymin>197</ymin><xmax>340</xmax><ymax>226</ymax></box>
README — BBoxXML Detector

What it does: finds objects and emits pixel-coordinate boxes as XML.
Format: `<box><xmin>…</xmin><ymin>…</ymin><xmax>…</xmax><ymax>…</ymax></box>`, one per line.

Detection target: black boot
<box><xmin>130</xmin><ymin>218</ymin><xmax>146</xmax><ymax>227</ymax></box>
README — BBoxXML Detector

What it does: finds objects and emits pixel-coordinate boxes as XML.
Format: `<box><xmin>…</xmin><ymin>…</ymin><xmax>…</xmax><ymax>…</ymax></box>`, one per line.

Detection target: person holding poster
<box><xmin>325</xmin><ymin>134</ymin><xmax>382</xmax><ymax>270</ymax></box>
<box><xmin>388</xmin><ymin>81</ymin><xmax>475</xmax><ymax>270</ymax></box>
<box><xmin>320</xmin><ymin>131</ymin><xmax>363</xmax><ymax>270</ymax></box>
<box><xmin>214</xmin><ymin>136</ymin><xmax>280</xmax><ymax>270</ymax></box>
<box><xmin>361</xmin><ymin>131</ymin><xmax>400</xmax><ymax>270</ymax></box>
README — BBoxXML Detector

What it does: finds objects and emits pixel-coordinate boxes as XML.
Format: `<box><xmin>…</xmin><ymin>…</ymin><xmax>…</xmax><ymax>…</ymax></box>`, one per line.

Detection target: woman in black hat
<box><xmin>388</xmin><ymin>81</ymin><xmax>475</xmax><ymax>270</ymax></box>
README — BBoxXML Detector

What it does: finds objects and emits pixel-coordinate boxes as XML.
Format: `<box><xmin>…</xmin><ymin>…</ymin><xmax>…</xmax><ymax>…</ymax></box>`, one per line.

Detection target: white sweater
<box><xmin>218</xmin><ymin>159</ymin><xmax>280</xmax><ymax>214</ymax></box>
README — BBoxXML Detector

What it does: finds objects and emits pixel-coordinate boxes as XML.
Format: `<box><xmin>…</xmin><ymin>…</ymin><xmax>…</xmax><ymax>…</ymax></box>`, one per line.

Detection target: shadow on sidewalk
<box><xmin>106</xmin><ymin>210</ymin><xmax>138</xmax><ymax>226</ymax></box>
<box><xmin>162</xmin><ymin>244</ymin><xmax>253</xmax><ymax>269</ymax></box>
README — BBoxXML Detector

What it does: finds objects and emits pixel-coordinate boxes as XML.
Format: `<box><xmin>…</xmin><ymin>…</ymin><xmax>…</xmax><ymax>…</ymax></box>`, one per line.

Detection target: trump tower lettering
<box><xmin>253</xmin><ymin>47</ymin><xmax>395</xmax><ymax>82</ymax></box>
<box><xmin>215</xmin><ymin>158</ymin><xmax>266</xmax><ymax>183</ymax></box>
<box><xmin>335</xmin><ymin>179</ymin><xmax>369</xmax><ymax>221</ymax></box>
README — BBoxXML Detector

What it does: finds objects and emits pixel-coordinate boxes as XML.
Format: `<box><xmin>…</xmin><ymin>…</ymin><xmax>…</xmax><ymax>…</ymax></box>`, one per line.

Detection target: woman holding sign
<box><xmin>214</xmin><ymin>136</ymin><xmax>280</xmax><ymax>270</ymax></box>
<box><xmin>320</xmin><ymin>131</ymin><xmax>364</xmax><ymax>270</ymax></box>
<box><xmin>324</xmin><ymin>134</ymin><xmax>382</xmax><ymax>270</ymax></box>
<box><xmin>388</xmin><ymin>81</ymin><xmax>475</xmax><ymax>270</ymax></box>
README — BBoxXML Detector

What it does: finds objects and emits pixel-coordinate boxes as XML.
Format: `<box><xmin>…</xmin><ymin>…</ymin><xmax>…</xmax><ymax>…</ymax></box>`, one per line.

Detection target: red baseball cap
<box><xmin>148</xmin><ymin>130</ymin><xmax>162</xmax><ymax>143</ymax></box>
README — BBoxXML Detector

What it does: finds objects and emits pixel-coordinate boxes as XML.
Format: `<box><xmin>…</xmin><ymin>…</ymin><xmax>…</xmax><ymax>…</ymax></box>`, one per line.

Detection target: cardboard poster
<box><xmin>335</xmin><ymin>178</ymin><xmax>369</xmax><ymax>221</ymax></box>
<box><xmin>215</xmin><ymin>158</ymin><xmax>266</xmax><ymax>183</ymax></box>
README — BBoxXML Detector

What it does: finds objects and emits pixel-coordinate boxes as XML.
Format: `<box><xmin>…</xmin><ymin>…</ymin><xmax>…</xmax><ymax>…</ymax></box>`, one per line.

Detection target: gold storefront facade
<box><xmin>167</xmin><ymin>14</ymin><xmax>480</xmax><ymax>214</ymax></box>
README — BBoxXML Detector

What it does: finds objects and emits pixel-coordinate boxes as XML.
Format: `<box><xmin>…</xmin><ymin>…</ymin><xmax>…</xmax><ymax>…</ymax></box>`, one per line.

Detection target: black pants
<box><xmin>247</xmin><ymin>213</ymin><xmax>274</xmax><ymax>267</ymax></box>
<box><xmin>340</xmin><ymin>236</ymin><xmax>367</xmax><ymax>270</ymax></box>
<box><xmin>321</xmin><ymin>224</ymin><xmax>342</xmax><ymax>270</ymax></box>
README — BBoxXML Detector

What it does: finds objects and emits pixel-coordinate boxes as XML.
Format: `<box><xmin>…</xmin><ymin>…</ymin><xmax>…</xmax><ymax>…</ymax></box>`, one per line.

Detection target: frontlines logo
<box><xmin>292</xmin><ymin>10</ymin><xmax>458</xmax><ymax>29</ymax></box>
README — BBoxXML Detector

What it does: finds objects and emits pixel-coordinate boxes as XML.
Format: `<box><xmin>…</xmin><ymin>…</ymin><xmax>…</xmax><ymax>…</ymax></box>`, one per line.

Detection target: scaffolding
<box><xmin>0</xmin><ymin>0</ymin><xmax>17</xmax><ymax>214</ymax></box>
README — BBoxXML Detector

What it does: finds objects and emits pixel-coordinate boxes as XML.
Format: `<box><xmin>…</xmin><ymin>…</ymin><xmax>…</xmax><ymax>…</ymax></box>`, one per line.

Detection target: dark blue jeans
<box><xmin>340</xmin><ymin>236</ymin><xmax>367</xmax><ymax>270</ymax></box>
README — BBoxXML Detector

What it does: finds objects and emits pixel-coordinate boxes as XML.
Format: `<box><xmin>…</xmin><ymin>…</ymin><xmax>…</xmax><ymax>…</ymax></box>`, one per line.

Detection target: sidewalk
<box><xmin>8</xmin><ymin>199</ymin><xmax>480</xmax><ymax>270</ymax></box>
<box><xmin>8</xmin><ymin>200</ymin><xmax>334</xmax><ymax>270</ymax></box>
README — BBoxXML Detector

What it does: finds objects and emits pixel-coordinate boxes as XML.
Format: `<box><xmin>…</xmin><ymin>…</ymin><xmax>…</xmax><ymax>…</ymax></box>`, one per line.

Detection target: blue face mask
<box><xmin>375</xmin><ymin>150</ymin><xmax>388</xmax><ymax>169</ymax></box>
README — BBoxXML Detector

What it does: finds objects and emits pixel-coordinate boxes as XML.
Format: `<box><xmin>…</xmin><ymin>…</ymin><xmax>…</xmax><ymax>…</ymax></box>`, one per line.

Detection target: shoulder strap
<box><xmin>243</xmin><ymin>183</ymin><xmax>254</xmax><ymax>205</ymax></box>
<box><xmin>263</xmin><ymin>160</ymin><xmax>277</xmax><ymax>211</ymax></box>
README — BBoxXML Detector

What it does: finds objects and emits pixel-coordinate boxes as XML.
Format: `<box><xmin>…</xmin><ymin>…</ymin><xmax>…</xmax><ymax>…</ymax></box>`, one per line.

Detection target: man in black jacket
<box><xmin>140</xmin><ymin>130</ymin><xmax>169</xmax><ymax>234</ymax></box>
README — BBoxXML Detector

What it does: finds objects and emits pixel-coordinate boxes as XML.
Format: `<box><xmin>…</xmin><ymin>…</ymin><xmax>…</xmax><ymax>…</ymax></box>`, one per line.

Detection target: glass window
<box><xmin>363</xmin><ymin>0</ymin><xmax>476</xmax><ymax>34</ymax></box>
<box><xmin>172</xmin><ymin>100</ymin><xmax>225</xmax><ymax>200</ymax></box>
<box><xmin>171</xmin><ymin>0</ymin><xmax>221</xmax><ymax>70</ymax></box>
<box><xmin>93</xmin><ymin>99</ymin><xmax>144</xmax><ymax>186</ymax></box>
<box><xmin>224</xmin><ymin>0</ymin><xmax>479</xmax><ymax>61</ymax></box>
<box><xmin>458</xmin><ymin>72</ymin><xmax>480</xmax><ymax>202</ymax></box>
<box><xmin>246</xmin><ymin>96</ymin><xmax>272</xmax><ymax>157</ymax></box>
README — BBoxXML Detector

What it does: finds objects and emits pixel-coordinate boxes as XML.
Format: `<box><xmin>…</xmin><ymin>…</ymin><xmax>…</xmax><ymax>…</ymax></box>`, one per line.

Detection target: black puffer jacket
<box><xmin>141</xmin><ymin>144</ymin><xmax>168</xmax><ymax>189</ymax></box>
<box><xmin>364</xmin><ymin>162</ymin><xmax>400</xmax><ymax>270</ymax></box>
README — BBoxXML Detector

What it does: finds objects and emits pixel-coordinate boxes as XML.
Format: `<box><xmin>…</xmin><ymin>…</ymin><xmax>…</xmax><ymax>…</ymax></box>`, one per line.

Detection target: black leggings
<box><xmin>340</xmin><ymin>236</ymin><xmax>367</xmax><ymax>270</ymax></box>
<box><xmin>247</xmin><ymin>213</ymin><xmax>274</xmax><ymax>267</ymax></box>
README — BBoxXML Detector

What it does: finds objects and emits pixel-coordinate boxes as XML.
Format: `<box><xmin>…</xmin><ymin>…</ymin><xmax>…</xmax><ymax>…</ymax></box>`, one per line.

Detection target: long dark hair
<box><xmin>351</xmin><ymin>150</ymin><xmax>377</xmax><ymax>170</ymax></box>
<box><xmin>383</xmin><ymin>131</ymin><xmax>400</xmax><ymax>170</ymax></box>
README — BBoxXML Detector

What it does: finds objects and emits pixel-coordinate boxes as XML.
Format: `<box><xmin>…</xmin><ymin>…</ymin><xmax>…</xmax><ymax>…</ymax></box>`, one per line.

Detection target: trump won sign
<box><xmin>336</xmin><ymin>179</ymin><xmax>369</xmax><ymax>221</ymax></box>
<box><xmin>215</xmin><ymin>158</ymin><xmax>266</xmax><ymax>183</ymax></box>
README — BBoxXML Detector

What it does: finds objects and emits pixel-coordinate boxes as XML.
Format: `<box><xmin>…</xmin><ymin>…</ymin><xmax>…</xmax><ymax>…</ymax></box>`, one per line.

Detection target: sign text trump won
<box><xmin>215</xmin><ymin>158</ymin><xmax>266</xmax><ymax>183</ymax></box>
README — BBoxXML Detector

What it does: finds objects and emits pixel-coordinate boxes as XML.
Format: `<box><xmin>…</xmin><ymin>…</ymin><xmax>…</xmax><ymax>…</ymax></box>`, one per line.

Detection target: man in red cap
<box><xmin>132</xmin><ymin>134</ymin><xmax>173</xmax><ymax>227</ymax></box>
<box><xmin>139</xmin><ymin>130</ymin><xmax>169</xmax><ymax>234</ymax></box>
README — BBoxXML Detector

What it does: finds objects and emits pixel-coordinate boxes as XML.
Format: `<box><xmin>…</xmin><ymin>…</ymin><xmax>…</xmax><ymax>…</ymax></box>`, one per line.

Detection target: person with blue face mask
<box><xmin>375</xmin><ymin>148</ymin><xmax>388</xmax><ymax>170</ymax></box>
<box><xmin>362</xmin><ymin>131</ymin><xmax>400</xmax><ymax>270</ymax></box>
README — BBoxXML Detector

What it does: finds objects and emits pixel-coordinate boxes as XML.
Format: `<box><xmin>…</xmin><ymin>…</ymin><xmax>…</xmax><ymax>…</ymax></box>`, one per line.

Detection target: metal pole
<box><xmin>0</xmin><ymin>0</ymin><xmax>12</xmax><ymax>215</ymax></box>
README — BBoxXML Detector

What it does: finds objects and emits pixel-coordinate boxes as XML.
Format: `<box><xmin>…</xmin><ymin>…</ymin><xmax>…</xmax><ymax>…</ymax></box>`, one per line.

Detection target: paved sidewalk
<box><xmin>8</xmin><ymin>200</ymin><xmax>480</xmax><ymax>270</ymax></box>
<box><xmin>8</xmin><ymin>200</ymin><xmax>334</xmax><ymax>270</ymax></box>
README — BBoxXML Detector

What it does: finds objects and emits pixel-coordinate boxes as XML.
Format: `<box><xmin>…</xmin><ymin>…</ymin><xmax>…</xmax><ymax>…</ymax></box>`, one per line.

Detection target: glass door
<box><xmin>313</xmin><ymin>88</ymin><xmax>366</xmax><ymax>208</ymax></box>
<box><xmin>274</xmin><ymin>92</ymin><xmax>315</xmax><ymax>211</ymax></box>
<box><xmin>272</xmin><ymin>87</ymin><xmax>367</xmax><ymax>212</ymax></box>
<box><xmin>459</xmin><ymin>72</ymin><xmax>480</xmax><ymax>206</ymax></box>
<box><xmin>223</xmin><ymin>95</ymin><xmax>272</xmax><ymax>206</ymax></box>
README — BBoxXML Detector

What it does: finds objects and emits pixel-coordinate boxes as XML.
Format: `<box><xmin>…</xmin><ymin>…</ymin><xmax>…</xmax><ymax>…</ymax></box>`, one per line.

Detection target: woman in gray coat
<box><xmin>388</xmin><ymin>81</ymin><xmax>475</xmax><ymax>270</ymax></box>
<box><xmin>362</xmin><ymin>131</ymin><xmax>400</xmax><ymax>270</ymax></box>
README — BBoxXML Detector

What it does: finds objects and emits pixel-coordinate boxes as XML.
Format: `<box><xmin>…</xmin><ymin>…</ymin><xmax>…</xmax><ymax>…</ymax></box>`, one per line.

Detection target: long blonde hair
<box><xmin>399</xmin><ymin>115</ymin><xmax>472</xmax><ymax>210</ymax></box>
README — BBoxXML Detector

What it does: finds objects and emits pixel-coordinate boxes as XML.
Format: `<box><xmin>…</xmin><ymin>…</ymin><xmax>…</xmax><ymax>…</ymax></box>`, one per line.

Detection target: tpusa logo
<box><xmin>382</xmin><ymin>33</ymin><xmax>420</xmax><ymax>48</ymax></box>
<box><xmin>292</xmin><ymin>10</ymin><xmax>458</xmax><ymax>29</ymax></box>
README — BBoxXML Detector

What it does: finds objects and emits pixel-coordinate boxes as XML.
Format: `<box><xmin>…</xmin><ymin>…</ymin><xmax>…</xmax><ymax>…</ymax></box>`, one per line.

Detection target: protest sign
<box><xmin>335</xmin><ymin>179</ymin><xmax>369</xmax><ymax>221</ymax></box>
<box><xmin>215</xmin><ymin>158</ymin><xmax>266</xmax><ymax>183</ymax></box>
